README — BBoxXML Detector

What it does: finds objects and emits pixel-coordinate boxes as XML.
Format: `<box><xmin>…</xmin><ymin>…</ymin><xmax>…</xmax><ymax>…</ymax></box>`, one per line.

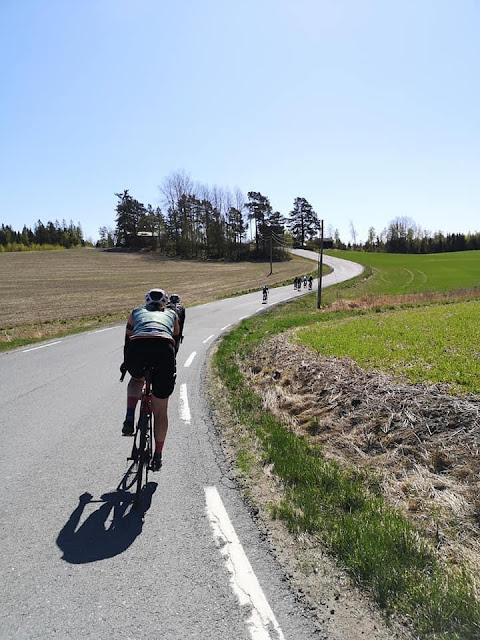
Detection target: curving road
<box><xmin>0</xmin><ymin>252</ymin><xmax>362</xmax><ymax>640</ymax></box>
<box><xmin>290</xmin><ymin>248</ymin><xmax>364</xmax><ymax>285</ymax></box>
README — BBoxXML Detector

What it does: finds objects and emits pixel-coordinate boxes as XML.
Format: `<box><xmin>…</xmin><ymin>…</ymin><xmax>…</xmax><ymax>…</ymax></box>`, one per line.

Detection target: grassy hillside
<box><xmin>325</xmin><ymin>249</ymin><xmax>480</xmax><ymax>296</ymax></box>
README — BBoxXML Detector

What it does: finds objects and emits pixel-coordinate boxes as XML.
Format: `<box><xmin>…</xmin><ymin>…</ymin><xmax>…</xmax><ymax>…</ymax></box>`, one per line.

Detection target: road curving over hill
<box><xmin>0</xmin><ymin>251</ymin><xmax>371</xmax><ymax>640</ymax></box>
<box><xmin>290</xmin><ymin>247</ymin><xmax>364</xmax><ymax>286</ymax></box>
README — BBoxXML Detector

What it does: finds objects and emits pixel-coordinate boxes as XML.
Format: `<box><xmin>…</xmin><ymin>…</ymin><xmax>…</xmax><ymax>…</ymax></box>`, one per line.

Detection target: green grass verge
<box><xmin>213</xmin><ymin>314</ymin><xmax>480</xmax><ymax>639</ymax></box>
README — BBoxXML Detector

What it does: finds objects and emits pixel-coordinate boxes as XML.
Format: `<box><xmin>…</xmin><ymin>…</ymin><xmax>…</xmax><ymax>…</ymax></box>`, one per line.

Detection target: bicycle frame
<box><xmin>141</xmin><ymin>369</ymin><xmax>153</xmax><ymax>417</ymax></box>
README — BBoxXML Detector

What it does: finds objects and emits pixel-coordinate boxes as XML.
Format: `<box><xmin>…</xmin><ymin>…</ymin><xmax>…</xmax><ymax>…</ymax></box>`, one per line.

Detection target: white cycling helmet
<box><xmin>169</xmin><ymin>293</ymin><xmax>180</xmax><ymax>304</ymax></box>
<box><xmin>145</xmin><ymin>288</ymin><xmax>168</xmax><ymax>305</ymax></box>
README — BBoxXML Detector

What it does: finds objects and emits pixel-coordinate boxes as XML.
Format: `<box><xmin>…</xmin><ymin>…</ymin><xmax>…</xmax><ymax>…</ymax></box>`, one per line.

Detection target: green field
<box><xmin>312</xmin><ymin>250</ymin><xmax>480</xmax><ymax>394</ymax></box>
<box><xmin>325</xmin><ymin>249</ymin><xmax>480</xmax><ymax>296</ymax></box>
<box><xmin>297</xmin><ymin>299</ymin><xmax>480</xmax><ymax>394</ymax></box>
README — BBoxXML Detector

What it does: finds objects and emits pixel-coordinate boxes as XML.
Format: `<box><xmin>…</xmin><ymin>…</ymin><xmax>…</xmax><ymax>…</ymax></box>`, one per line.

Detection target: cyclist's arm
<box><xmin>173</xmin><ymin>315</ymin><xmax>181</xmax><ymax>353</ymax></box>
<box><xmin>124</xmin><ymin>312</ymin><xmax>134</xmax><ymax>361</ymax></box>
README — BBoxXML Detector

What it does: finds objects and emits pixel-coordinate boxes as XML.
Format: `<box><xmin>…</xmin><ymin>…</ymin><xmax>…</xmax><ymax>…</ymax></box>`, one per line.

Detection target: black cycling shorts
<box><xmin>126</xmin><ymin>338</ymin><xmax>176</xmax><ymax>399</ymax></box>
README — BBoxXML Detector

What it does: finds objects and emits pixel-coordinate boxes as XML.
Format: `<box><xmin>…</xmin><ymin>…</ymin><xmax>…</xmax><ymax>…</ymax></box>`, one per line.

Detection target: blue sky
<box><xmin>1</xmin><ymin>0</ymin><xmax>479</xmax><ymax>243</ymax></box>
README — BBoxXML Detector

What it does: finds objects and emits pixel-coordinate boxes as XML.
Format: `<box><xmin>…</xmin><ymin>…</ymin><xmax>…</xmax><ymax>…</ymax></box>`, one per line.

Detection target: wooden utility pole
<box><xmin>317</xmin><ymin>219</ymin><xmax>324</xmax><ymax>309</ymax></box>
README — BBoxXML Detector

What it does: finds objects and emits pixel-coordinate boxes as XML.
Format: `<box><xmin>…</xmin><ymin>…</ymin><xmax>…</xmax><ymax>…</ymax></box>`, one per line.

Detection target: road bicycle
<box><xmin>125</xmin><ymin>366</ymin><xmax>154</xmax><ymax>508</ymax></box>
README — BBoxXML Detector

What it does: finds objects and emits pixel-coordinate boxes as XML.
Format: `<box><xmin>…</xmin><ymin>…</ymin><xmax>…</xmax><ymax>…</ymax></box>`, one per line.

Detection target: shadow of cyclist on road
<box><xmin>56</xmin><ymin>481</ymin><xmax>157</xmax><ymax>564</ymax></box>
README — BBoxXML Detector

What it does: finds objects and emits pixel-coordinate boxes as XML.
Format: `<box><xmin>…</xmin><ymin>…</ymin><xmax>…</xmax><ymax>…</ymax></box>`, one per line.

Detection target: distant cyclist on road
<box><xmin>262</xmin><ymin>284</ymin><xmax>269</xmax><ymax>303</ymax></box>
<box><xmin>167</xmin><ymin>293</ymin><xmax>186</xmax><ymax>351</ymax></box>
<box><xmin>120</xmin><ymin>288</ymin><xmax>181</xmax><ymax>471</ymax></box>
<box><xmin>308</xmin><ymin>275</ymin><xmax>313</xmax><ymax>290</ymax></box>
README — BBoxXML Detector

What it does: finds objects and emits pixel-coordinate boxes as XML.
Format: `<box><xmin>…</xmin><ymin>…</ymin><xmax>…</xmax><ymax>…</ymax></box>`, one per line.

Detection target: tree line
<box><xmin>2</xmin><ymin>172</ymin><xmax>478</xmax><ymax>257</ymax></box>
<box><xmin>108</xmin><ymin>173</ymin><xmax>478</xmax><ymax>258</ymax></box>
<box><xmin>104</xmin><ymin>170</ymin><xmax>322</xmax><ymax>261</ymax></box>
<box><xmin>0</xmin><ymin>220</ymin><xmax>85</xmax><ymax>252</ymax></box>
<box><xmin>353</xmin><ymin>217</ymin><xmax>480</xmax><ymax>254</ymax></box>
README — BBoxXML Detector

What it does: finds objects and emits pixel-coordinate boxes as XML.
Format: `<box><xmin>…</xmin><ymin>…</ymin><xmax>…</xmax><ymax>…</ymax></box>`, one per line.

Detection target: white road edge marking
<box><xmin>205</xmin><ymin>486</ymin><xmax>285</xmax><ymax>640</ymax></box>
<box><xmin>256</xmin><ymin>307</ymin><xmax>264</xmax><ymax>312</ymax></box>
<box><xmin>179</xmin><ymin>384</ymin><xmax>191</xmax><ymax>424</ymax></box>
<box><xmin>93</xmin><ymin>327</ymin><xmax>115</xmax><ymax>333</ymax></box>
<box><xmin>184</xmin><ymin>351</ymin><xmax>197</xmax><ymax>367</ymax></box>
<box><xmin>221</xmin><ymin>324</ymin><xmax>231</xmax><ymax>331</ymax></box>
<box><xmin>23</xmin><ymin>341</ymin><xmax>62</xmax><ymax>353</ymax></box>
<box><xmin>238</xmin><ymin>315</ymin><xmax>248</xmax><ymax>320</ymax></box>
<box><xmin>203</xmin><ymin>334</ymin><xmax>214</xmax><ymax>344</ymax></box>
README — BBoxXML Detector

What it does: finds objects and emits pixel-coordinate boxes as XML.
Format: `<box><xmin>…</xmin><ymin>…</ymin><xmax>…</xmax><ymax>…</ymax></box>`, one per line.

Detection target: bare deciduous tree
<box><xmin>159</xmin><ymin>169</ymin><xmax>194</xmax><ymax>212</ymax></box>
<box><xmin>349</xmin><ymin>220</ymin><xmax>358</xmax><ymax>245</ymax></box>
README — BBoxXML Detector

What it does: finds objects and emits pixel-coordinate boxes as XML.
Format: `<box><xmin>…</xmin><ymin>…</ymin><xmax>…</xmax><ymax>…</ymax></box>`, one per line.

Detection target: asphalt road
<box><xmin>0</xmin><ymin>251</ymin><xmax>363</xmax><ymax>640</ymax></box>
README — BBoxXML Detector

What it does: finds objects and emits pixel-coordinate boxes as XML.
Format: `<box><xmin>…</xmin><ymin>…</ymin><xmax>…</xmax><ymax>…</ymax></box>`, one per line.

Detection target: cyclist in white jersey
<box><xmin>120</xmin><ymin>288</ymin><xmax>181</xmax><ymax>471</ymax></box>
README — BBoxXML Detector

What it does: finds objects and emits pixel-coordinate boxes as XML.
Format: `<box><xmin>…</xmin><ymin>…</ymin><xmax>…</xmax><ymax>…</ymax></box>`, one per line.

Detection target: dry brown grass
<box><xmin>0</xmin><ymin>248</ymin><xmax>314</xmax><ymax>344</ymax></box>
<box><xmin>244</xmin><ymin>333</ymin><xmax>480</xmax><ymax>576</ymax></box>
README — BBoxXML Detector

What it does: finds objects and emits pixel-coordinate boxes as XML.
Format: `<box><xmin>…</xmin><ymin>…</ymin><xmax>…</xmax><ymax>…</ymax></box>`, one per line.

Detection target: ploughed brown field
<box><xmin>0</xmin><ymin>248</ymin><xmax>315</xmax><ymax>343</ymax></box>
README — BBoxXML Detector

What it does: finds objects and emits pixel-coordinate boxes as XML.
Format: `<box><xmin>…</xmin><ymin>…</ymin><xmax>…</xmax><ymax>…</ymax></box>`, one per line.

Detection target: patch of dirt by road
<box><xmin>208</xmin><ymin>369</ymin><xmax>404</xmax><ymax>638</ymax></box>
<box><xmin>208</xmin><ymin>332</ymin><xmax>480</xmax><ymax>640</ymax></box>
<box><xmin>247</xmin><ymin>332</ymin><xmax>480</xmax><ymax>573</ymax></box>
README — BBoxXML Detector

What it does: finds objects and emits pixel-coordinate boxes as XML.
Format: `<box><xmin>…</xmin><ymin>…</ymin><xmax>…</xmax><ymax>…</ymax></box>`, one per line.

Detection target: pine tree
<box><xmin>225</xmin><ymin>206</ymin><xmax>247</xmax><ymax>260</ymax></box>
<box><xmin>287</xmin><ymin>197</ymin><xmax>319</xmax><ymax>247</ymax></box>
<box><xmin>114</xmin><ymin>190</ymin><xmax>147</xmax><ymax>247</ymax></box>
<box><xmin>245</xmin><ymin>191</ymin><xmax>272</xmax><ymax>255</ymax></box>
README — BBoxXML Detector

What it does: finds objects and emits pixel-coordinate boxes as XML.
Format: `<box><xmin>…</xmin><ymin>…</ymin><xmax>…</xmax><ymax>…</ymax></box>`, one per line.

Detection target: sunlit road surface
<box><xmin>0</xmin><ymin>252</ymin><xmax>362</xmax><ymax>640</ymax></box>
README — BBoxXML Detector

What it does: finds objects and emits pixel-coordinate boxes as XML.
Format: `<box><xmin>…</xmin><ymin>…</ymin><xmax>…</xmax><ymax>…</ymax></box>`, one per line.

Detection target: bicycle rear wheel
<box><xmin>144</xmin><ymin>413</ymin><xmax>153</xmax><ymax>485</ymax></box>
<box><xmin>134</xmin><ymin>414</ymin><xmax>148</xmax><ymax>507</ymax></box>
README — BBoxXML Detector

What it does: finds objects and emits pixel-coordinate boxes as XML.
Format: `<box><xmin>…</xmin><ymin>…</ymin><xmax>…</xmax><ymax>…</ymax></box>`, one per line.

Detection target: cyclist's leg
<box><xmin>122</xmin><ymin>377</ymin><xmax>143</xmax><ymax>435</ymax></box>
<box><xmin>150</xmin><ymin>396</ymin><xmax>168</xmax><ymax>471</ymax></box>
<box><xmin>123</xmin><ymin>339</ymin><xmax>147</xmax><ymax>434</ymax></box>
<box><xmin>127</xmin><ymin>376</ymin><xmax>143</xmax><ymax>401</ymax></box>
<box><xmin>150</xmin><ymin>339</ymin><xmax>176</xmax><ymax>468</ymax></box>
<box><xmin>152</xmin><ymin>396</ymin><xmax>169</xmax><ymax>445</ymax></box>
